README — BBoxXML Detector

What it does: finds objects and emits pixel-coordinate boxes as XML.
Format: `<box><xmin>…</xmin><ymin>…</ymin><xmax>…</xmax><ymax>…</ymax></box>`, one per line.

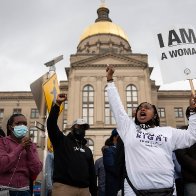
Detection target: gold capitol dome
<box><xmin>79</xmin><ymin>3</ymin><xmax>129</xmax><ymax>42</ymax></box>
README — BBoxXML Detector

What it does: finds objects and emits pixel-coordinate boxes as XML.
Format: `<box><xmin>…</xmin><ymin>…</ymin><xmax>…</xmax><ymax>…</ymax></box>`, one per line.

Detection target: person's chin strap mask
<box><xmin>72</xmin><ymin>127</ymin><xmax>86</xmax><ymax>141</ymax></box>
<box><xmin>139</xmin><ymin>116</ymin><xmax>157</xmax><ymax>130</ymax></box>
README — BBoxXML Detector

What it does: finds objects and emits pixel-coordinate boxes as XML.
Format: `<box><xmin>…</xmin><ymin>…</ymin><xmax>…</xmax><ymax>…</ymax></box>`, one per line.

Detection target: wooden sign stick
<box><xmin>188</xmin><ymin>79</ymin><xmax>195</xmax><ymax>95</ymax></box>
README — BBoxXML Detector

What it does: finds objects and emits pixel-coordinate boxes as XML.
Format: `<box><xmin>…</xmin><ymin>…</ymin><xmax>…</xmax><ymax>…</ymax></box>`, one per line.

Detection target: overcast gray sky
<box><xmin>0</xmin><ymin>0</ymin><xmax>196</xmax><ymax>91</ymax></box>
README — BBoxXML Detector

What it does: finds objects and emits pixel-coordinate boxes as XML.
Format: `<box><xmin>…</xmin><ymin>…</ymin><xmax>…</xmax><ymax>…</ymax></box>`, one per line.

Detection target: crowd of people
<box><xmin>0</xmin><ymin>64</ymin><xmax>196</xmax><ymax>196</ymax></box>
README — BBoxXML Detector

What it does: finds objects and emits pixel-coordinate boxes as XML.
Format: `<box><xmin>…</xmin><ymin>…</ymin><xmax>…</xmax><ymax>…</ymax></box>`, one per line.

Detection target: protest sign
<box><xmin>43</xmin><ymin>73</ymin><xmax>64</xmax><ymax>113</ymax></box>
<box><xmin>155</xmin><ymin>25</ymin><xmax>196</xmax><ymax>85</ymax></box>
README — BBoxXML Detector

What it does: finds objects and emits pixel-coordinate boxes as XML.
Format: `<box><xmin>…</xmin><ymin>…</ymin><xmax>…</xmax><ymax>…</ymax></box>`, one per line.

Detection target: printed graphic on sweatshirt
<box><xmin>136</xmin><ymin>131</ymin><xmax>168</xmax><ymax>147</ymax></box>
<box><xmin>73</xmin><ymin>146</ymin><xmax>85</xmax><ymax>152</ymax></box>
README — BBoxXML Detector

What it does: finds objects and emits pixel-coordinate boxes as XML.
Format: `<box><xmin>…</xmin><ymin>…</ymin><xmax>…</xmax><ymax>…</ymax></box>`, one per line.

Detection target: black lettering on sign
<box><xmin>193</xmin><ymin>48</ymin><xmax>196</xmax><ymax>54</ymax></box>
<box><xmin>183</xmin><ymin>48</ymin><xmax>192</xmax><ymax>55</ymax></box>
<box><xmin>169</xmin><ymin>47</ymin><xmax>196</xmax><ymax>58</ymax></box>
<box><xmin>168</xmin><ymin>30</ymin><xmax>182</xmax><ymax>46</ymax></box>
<box><xmin>179</xmin><ymin>28</ymin><xmax>196</xmax><ymax>44</ymax></box>
<box><xmin>161</xmin><ymin>52</ymin><xmax>168</xmax><ymax>60</ymax></box>
<box><xmin>178</xmin><ymin>49</ymin><xmax>184</xmax><ymax>56</ymax></box>
<box><xmin>157</xmin><ymin>33</ymin><xmax>164</xmax><ymax>48</ymax></box>
<box><xmin>169</xmin><ymin>50</ymin><xmax>178</xmax><ymax>58</ymax></box>
<box><xmin>157</xmin><ymin>28</ymin><xmax>196</xmax><ymax>48</ymax></box>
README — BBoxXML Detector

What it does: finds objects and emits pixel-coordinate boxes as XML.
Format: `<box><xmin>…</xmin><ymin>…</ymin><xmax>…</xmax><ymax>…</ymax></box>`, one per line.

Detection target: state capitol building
<box><xmin>0</xmin><ymin>4</ymin><xmax>190</xmax><ymax>170</ymax></box>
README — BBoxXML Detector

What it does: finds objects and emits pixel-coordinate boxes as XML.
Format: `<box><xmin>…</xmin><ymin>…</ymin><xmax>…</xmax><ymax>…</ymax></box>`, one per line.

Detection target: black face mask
<box><xmin>72</xmin><ymin>128</ymin><xmax>85</xmax><ymax>141</ymax></box>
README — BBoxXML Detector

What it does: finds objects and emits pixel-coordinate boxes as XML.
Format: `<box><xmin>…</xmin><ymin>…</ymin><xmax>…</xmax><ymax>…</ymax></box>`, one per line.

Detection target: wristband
<box><xmin>107</xmin><ymin>79</ymin><xmax>114</xmax><ymax>82</ymax></box>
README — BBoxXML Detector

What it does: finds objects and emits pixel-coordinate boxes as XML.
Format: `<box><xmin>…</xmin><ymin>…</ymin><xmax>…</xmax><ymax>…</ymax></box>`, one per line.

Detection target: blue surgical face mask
<box><xmin>13</xmin><ymin>125</ymin><xmax>28</xmax><ymax>138</ymax></box>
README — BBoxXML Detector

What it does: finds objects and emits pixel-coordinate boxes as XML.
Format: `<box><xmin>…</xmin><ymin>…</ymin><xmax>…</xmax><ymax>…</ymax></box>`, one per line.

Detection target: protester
<box><xmin>45</xmin><ymin>138</ymin><xmax>54</xmax><ymax>196</ymax></box>
<box><xmin>106</xmin><ymin>64</ymin><xmax>196</xmax><ymax>196</ymax></box>
<box><xmin>115</xmin><ymin>137</ymin><xmax>126</xmax><ymax>196</ymax></box>
<box><xmin>176</xmin><ymin>107</ymin><xmax>196</xmax><ymax>196</ymax></box>
<box><xmin>173</xmin><ymin>152</ymin><xmax>184</xmax><ymax>196</ymax></box>
<box><xmin>0</xmin><ymin>113</ymin><xmax>42</xmax><ymax>196</ymax></box>
<box><xmin>103</xmin><ymin>128</ymin><xmax>121</xmax><ymax>196</ymax></box>
<box><xmin>95</xmin><ymin>146</ymin><xmax>105</xmax><ymax>196</ymax></box>
<box><xmin>47</xmin><ymin>93</ymin><xmax>97</xmax><ymax>196</ymax></box>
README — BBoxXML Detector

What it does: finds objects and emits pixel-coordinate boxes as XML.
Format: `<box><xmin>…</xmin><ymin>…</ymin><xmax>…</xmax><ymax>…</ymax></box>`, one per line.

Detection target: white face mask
<box><xmin>12</xmin><ymin>125</ymin><xmax>28</xmax><ymax>138</ymax></box>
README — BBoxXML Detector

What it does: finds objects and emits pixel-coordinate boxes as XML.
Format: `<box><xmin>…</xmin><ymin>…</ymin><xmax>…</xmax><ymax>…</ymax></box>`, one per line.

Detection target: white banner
<box><xmin>155</xmin><ymin>25</ymin><xmax>196</xmax><ymax>84</ymax></box>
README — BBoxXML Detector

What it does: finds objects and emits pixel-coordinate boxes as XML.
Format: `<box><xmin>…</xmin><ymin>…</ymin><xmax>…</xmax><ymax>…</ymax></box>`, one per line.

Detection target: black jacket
<box><xmin>103</xmin><ymin>145</ymin><xmax>121</xmax><ymax>196</ymax></box>
<box><xmin>47</xmin><ymin>104</ymin><xmax>97</xmax><ymax>195</ymax></box>
<box><xmin>176</xmin><ymin>143</ymin><xmax>196</xmax><ymax>183</ymax></box>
